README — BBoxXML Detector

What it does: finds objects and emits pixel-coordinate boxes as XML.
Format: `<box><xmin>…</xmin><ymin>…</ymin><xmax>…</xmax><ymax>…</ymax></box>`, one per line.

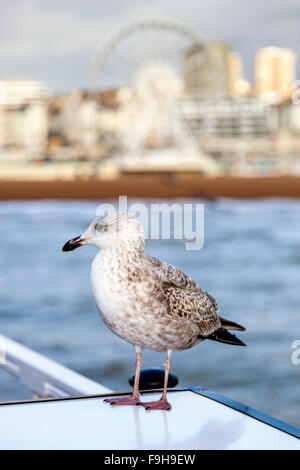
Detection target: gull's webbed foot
<box><xmin>140</xmin><ymin>398</ymin><xmax>172</xmax><ymax>411</ymax></box>
<box><xmin>104</xmin><ymin>395</ymin><xmax>141</xmax><ymax>406</ymax></box>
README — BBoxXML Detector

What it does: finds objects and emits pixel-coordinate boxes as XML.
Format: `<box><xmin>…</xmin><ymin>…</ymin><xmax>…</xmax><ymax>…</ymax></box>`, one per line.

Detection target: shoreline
<box><xmin>1</xmin><ymin>174</ymin><xmax>300</xmax><ymax>200</ymax></box>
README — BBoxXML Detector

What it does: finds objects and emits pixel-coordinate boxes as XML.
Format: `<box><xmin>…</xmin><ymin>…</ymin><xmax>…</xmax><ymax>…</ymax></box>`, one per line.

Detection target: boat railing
<box><xmin>0</xmin><ymin>334</ymin><xmax>111</xmax><ymax>399</ymax></box>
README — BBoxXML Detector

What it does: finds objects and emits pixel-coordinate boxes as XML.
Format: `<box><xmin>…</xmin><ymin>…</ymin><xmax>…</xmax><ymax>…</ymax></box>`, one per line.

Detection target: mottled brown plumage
<box><xmin>146</xmin><ymin>254</ymin><xmax>222</xmax><ymax>339</ymax></box>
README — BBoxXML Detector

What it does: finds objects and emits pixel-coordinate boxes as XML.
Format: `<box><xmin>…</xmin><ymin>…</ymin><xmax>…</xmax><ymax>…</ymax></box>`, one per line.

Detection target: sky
<box><xmin>0</xmin><ymin>0</ymin><xmax>300</xmax><ymax>92</ymax></box>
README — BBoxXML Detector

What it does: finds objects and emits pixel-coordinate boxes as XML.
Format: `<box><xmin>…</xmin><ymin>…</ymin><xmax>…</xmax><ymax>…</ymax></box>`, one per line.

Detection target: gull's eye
<box><xmin>95</xmin><ymin>222</ymin><xmax>108</xmax><ymax>233</ymax></box>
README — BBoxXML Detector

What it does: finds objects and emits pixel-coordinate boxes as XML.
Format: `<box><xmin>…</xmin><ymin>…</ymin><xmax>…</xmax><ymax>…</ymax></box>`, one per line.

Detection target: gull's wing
<box><xmin>145</xmin><ymin>255</ymin><xmax>221</xmax><ymax>336</ymax></box>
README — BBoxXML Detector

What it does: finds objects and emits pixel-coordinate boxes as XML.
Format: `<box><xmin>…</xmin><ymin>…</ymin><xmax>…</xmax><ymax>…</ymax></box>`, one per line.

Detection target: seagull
<box><xmin>62</xmin><ymin>212</ymin><xmax>246</xmax><ymax>410</ymax></box>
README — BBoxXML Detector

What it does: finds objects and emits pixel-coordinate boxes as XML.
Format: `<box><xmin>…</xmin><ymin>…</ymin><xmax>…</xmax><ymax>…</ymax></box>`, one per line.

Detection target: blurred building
<box><xmin>228</xmin><ymin>52</ymin><xmax>250</xmax><ymax>96</ymax></box>
<box><xmin>288</xmin><ymin>103</ymin><xmax>300</xmax><ymax>134</ymax></box>
<box><xmin>48</xmin><ymin>90</ymin><xmax>125</xmax><ymax>158</ymax></box>
<box><xmin>0</xmin><ymin>79</ymin><xmax>50</xmax><ymax>157</ymax></box>
<box><xmin>184</xmin><ymin>42</ymin><xmax>232</xmax><ymax>97</ymax></box>
<box><xmin>179</xmin><ymin>97</ymin><xmax>279</xmax><ymax>138</ymax></box>
<box><xmin>49</xmin><ymin>92</ymin><xmax>99</xmax><ymax>149</ymax></box>
<box><xmin>254</xmin><ymin>47</ymin><xmax>296</xmax><ymax>103</ymax></box>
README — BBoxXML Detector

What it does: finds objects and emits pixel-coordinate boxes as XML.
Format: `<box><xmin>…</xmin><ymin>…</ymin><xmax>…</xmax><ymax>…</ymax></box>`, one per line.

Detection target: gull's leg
<box><xmin>132</xmin><ymin>345</ymin><xmax>142</xmax><ymax>399</ymax></box>
<box><xmin>141</xmin><ymin>349</ymin><xmax>172</xmax><ymax>411</ymax></box>
<box><xmin>104</xmin><ymin>346</ymin><xmax>142</xmax><ymax>406</ymax></box>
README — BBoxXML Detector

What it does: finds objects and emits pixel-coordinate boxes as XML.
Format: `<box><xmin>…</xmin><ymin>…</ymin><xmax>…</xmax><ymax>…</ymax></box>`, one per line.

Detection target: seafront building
<box><xmin>183</xmin><ymin>43</ymin><xmax>250</xmax><ymax>98</ymax></box>
<box><xmin>183</xmin><ymin>42</ymin><xmax>232</xmax><ymax>97</ymax></box>
<box><xmin>254</xmin><ymin>47</ymin><xmax>296</xmax><ymax>103</ymax></box>
<box><xmin>49</xmin><ymin>92</ymin><xmax>99</xmax><ymax>150</ymax></box>
<box><xmin>0</xmin><ymin>79</ymin><xmax>50</xmax><ymax>158</ymax></box>
<box><xmin>228</xmin><ymin>52</ymin><xmax>250</xmax><ymax>96</ymax></box>
<box><xmin>179</xmin><ymin>97</ymin><xmax>279</xmax><ymax>138</ymax></box>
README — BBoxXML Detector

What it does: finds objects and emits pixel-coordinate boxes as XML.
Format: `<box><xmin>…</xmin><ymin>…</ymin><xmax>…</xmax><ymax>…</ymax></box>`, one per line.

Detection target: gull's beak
<box><xmin>62</xmin><ymin>235</ymin><xmax>87</xmax><ymax>252</ymax></box>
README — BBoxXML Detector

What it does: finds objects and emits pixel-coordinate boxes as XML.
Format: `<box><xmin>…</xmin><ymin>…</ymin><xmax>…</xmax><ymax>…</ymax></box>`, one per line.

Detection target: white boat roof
<box><xmin>0</xmin><ymin>388</ymin><xmax>299</xmax><ymax>450</ymax></box>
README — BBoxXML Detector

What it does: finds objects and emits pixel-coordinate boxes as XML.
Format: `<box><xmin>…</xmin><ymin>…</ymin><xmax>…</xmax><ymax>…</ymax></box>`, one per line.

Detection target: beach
<box><xmin>1</xmin><ymin>174</ymin><xmax>300</xmax><ymax>200</ymax></box>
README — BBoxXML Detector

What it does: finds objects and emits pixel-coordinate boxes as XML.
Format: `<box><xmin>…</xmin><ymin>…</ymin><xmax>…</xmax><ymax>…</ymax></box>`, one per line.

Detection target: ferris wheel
<box><xmin>88</xmin><ymin>19</ymin><xmax>219</xmax><ymax>174</ymax></box>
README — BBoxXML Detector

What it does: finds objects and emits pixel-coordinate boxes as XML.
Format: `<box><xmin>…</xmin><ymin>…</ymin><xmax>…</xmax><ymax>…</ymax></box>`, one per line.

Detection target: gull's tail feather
<box><xmin>206</xmin><ymin>327</ymin><xmax>246</xmax><ymax>346</ymax></box>
<box><xmin>219</xmin><ymin>317</ymin><xmax>246</xmax><ymax>332</ymax></box>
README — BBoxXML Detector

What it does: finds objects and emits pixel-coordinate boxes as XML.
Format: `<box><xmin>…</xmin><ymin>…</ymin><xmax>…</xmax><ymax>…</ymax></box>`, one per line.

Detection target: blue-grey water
<box><xmin>0</xmin><ymin>199</ymin><xmax>299</xmax><ymax>428</ymax></box>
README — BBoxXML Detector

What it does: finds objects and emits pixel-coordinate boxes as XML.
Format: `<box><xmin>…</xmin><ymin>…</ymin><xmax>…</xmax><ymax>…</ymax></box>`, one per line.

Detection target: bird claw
<box><xmin>104</xmin><ymin>396</ymin><xmax>141</xmax><ymax>406</ymax></box>
<box><xmin>140</xmin><ymin>399</ymin><xmax>172</xmax><ymax>411</ymax></box>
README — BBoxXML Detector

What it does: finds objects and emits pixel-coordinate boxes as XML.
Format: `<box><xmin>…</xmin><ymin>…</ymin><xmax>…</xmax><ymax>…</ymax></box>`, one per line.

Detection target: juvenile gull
<box><xmin>63</xmin><ymin>212</ymin><xmax>246</xmax><ymax>410</ymax></box>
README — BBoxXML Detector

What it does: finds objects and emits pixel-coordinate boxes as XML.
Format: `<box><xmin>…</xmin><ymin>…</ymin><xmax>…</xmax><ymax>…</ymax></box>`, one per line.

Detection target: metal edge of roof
<box><xmin>0</xmin><ymin>385</ymin><xmax>299</xmax><ymax>441</ymax></box>
<box><xmin>189</xmin><ymin>386</ymin><xmax>300</xmax><ymax>440</ymax></box>
<box><xmin>0</xmin><ymin>387</ymin><xmax>182</xmax><ymax>406</ymax></box>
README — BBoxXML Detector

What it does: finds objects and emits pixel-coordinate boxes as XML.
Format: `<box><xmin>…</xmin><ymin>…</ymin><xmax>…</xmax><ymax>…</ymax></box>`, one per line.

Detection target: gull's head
<box><xmin>62</xmin><ymin>212</ymin><xmax>145</xmax><ymax>252</ymax></box>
